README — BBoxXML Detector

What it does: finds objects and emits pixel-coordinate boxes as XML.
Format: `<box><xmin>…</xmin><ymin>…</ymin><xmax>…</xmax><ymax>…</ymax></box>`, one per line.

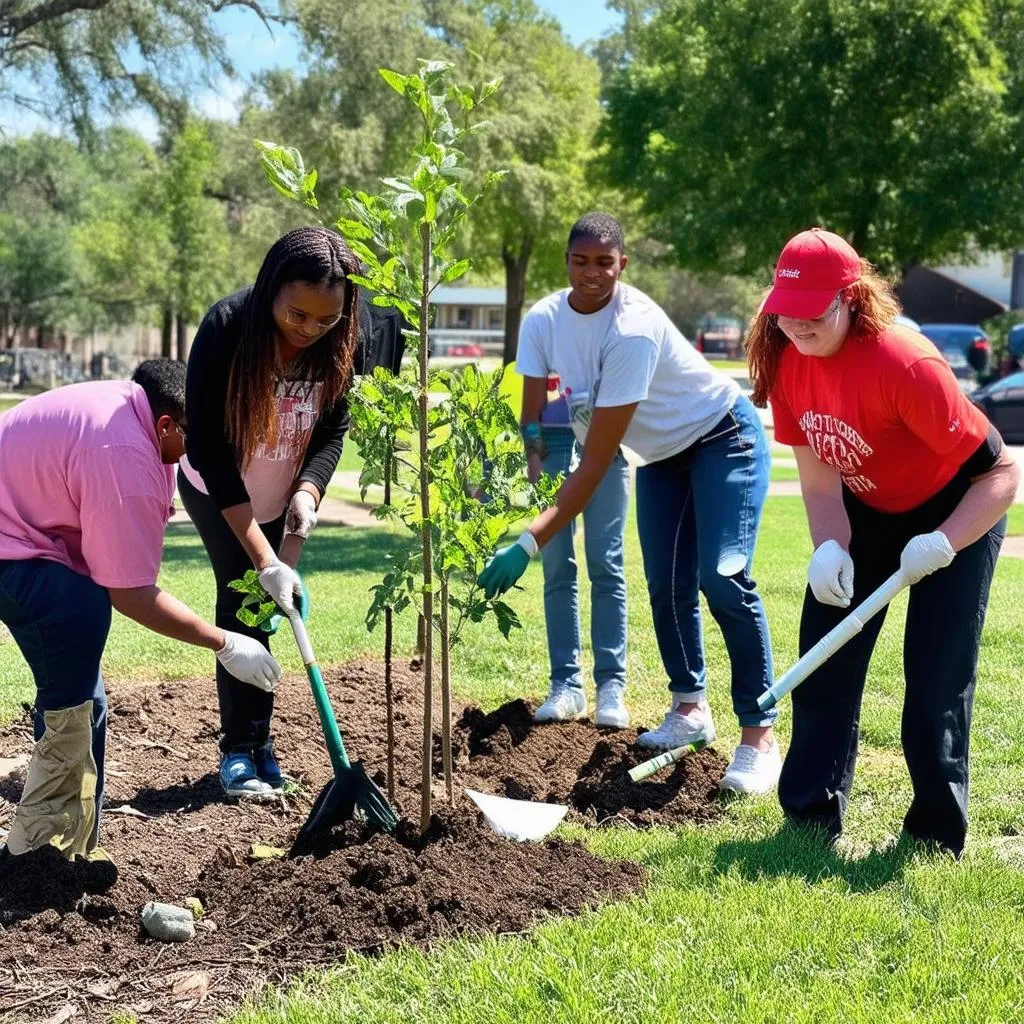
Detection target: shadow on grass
<box><xmin>162</xmin><ymin>523</ymin><xmax>414</xmax><ymax>575</ymax></box>
<box><xmin>710</xmin><ymin>820</ymin><xmax>917</xmax><ymax>893</ymax></box>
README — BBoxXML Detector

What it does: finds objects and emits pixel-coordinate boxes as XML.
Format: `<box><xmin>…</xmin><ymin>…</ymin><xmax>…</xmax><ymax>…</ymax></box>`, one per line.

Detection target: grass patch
<box><xmin>1006</xmin><ymin>503</ymin><xmax>1024</xmax><ymax>537</ymax></box>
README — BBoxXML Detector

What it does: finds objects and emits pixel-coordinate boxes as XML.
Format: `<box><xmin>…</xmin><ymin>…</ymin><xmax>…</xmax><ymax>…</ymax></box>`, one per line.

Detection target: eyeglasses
<box><xmin>282</xmin><ymin>307</ymin><xmax>345</xmax><ymax>332</ymax></box>
<box><xmin>769</xmin><ymin>293</ymin><xmax>842</xmax><ymax>328</ymax></box>
<box><xmin>174</xmin><ymin>421</ymin><xmax>187</xmax><ymax>440</ymax></box>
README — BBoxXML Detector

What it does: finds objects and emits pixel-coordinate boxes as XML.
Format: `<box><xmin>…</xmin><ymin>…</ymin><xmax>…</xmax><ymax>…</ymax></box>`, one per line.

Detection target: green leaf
<box><xmin>379</xmin><ymin>68</ymin><xmax>410</xmax><ymax>95</ymax></box>
<box><xmin>440</xmin><ymin>258</ymin><xmax>471</xmax><ymax>283</ymax></box>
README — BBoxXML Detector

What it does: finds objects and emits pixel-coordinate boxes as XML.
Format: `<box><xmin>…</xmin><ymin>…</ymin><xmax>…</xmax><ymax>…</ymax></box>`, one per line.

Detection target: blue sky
<box><xmin>1</xmin><ymin>2</ymin><xmax>622</xmax><ymax>139</ymax></box>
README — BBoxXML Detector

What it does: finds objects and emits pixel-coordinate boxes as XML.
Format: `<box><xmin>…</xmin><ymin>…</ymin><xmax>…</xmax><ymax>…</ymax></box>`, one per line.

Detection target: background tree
<box><xmin>0</xmin><ymin>0</ymin><xmax>282</xmax><ymax>137</ymax></box>
<box><xmin>600</xmin><ymin>0</ymin><xmax>1024</xmax><ymax>276</ymax></box>
<box><xmin>430</xmin><ymin>0</ymin><xmax>607</xmax><ymax>363</ymax></box>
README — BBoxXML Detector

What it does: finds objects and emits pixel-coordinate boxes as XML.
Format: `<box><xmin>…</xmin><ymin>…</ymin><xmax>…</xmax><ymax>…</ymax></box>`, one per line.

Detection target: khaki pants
<box><xmin>7</xmin><ymin>700</ymin><xmax>99</xmax><ymax>858</ymax></box>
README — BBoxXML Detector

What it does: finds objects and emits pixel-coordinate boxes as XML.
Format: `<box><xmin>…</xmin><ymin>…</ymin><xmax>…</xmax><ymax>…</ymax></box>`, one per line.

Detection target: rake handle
<box><xmin>757</xmin><ymin>570</ymin><xmax>908</xmax><ymax>711</ymax></box>
<box><xmin>288</xmin><ymin>613</ymin><xmax>352</xmax><ymax>774</ymax></box>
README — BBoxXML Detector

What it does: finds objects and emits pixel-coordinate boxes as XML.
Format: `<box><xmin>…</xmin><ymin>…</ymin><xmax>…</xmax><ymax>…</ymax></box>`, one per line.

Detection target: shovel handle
<box><xmin>287</xmin><ymin>613</ymin><xmax>352</xmax><ymax>773</ymax></box>
<box><xmin>289</xmin><ymin>612</ymin><xmax>316</xmax><ymax>667</ymax></box>
<box><xmin>629</xmin><ymin>739</ymin><xmax>708</xmax><ymax>783</ymax></box>
<box><xmin>757</xmin><ymin>570</ymin><xmax>908</xmax><ymax>711</ymax></box>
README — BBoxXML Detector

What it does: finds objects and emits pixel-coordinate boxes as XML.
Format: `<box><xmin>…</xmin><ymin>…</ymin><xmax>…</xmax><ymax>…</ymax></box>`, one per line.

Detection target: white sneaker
<box><xmin>594</xmin><ymin>686</ymin><xmax>629</xmax><ymax>729</ymax></box>
<box><xmin>534</xmin><ymin>687</ymin><xmax>587</xmax><ymax>723</ymax></box>
<box><xmin>719</xmin><ymin>742</ymin><xmax>782</xmax><ymax>796</ymax></box>
<box><xmin>637</xmin><ymin>701</ymin><xmax>716</xmax><ymax>749</ymax></box>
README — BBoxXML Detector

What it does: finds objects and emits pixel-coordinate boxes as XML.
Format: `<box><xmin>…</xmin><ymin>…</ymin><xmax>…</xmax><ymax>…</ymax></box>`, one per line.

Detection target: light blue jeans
<box><xmin>540</xmin><ymin>428</ymin><xmax>629</xmax><ymax>694</ymax></box>
<box><xmin>635</xmin><ymin>395</ymin><xmax>776</xmax><ymax>726</ymax></box>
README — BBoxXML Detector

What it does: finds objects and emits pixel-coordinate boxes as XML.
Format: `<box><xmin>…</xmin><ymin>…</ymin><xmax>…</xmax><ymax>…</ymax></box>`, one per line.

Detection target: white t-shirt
<box><xmin>516</xmin><ymin>284</ymin><xmax>740</xmax><ymax>463</ymax></box>
<box><xmin>180</xmin><ymin>380</ymin><xmax>322</xmax><ymax>524</ymax></box>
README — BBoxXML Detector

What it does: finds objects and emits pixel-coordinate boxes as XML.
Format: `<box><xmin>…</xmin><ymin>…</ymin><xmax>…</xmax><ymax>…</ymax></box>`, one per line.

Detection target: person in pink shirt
<box><xmin>0</xmin><ymin>360</ymin><xmax>281</xmax><ymax>860</ymax></box>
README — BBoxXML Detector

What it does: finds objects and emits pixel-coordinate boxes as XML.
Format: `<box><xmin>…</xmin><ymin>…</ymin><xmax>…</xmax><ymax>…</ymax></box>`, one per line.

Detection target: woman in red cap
<box><xmin>747</xmin><ymin>228</ymin><xmax>1019</xmax><ymax>855</ymax></box>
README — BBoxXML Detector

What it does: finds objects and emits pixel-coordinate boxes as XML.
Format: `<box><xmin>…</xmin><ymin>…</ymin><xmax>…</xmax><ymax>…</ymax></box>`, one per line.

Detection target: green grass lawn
<box><xmin>0</xmin><ymin>397</ymin><xmax>23</xmax><ymax>414</ymax></box>
<box><xmin>4</xmin><ymin>495</ymin><xmax>1024</xmax><ymax>1021</ymax></box>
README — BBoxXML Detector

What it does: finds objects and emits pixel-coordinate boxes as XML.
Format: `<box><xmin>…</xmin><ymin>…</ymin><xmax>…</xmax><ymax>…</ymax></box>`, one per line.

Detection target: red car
<box><xmin>446</xmin><ymin>342</ymin><xmax>485</xmax><ymax>358</ymax></box>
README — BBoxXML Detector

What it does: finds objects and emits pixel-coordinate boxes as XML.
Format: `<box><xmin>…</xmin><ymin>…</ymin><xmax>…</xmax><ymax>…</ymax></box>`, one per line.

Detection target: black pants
<box><xmin>178</xmin><ymin>470</ymin><xmax>285</xmax><ymax>753</ymax></box>
<box><xmin>779</xmin><ymin>478</ymin><xmax>1005</xmax><ymax>855</ymax></box>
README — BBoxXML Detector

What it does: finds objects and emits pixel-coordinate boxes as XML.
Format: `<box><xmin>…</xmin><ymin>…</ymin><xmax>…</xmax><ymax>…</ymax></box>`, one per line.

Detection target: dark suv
<box><xmin>918</xmin><ymin>323</ymin><xmax>990</xmax><ymax>381</ymax></box>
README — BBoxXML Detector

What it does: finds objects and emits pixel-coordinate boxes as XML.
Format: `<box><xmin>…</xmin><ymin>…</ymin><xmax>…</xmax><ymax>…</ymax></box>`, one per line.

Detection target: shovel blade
<box><xmin>289</xmin><ymin>778</ymin><xmax>356</xmax><ymax>856</ymax></box>
<box><xmin>289</xmin><ymin>763</ymin><xmax>399</xmax><ymax>856</ymax></box>
<box><xmin>465</xmin><ymin>789</ymin><xmax>567</xmax><ymax>842</ymax></box>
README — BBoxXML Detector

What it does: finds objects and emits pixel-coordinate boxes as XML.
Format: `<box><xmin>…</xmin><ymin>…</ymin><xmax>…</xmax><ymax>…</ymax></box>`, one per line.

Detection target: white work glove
<box><xmin>215</xmin><ymin>631</ymin><xmax>281</xmax><ymax>692</ymax></box>
<box><xmin>808</xmin><ymin>539</ymin><xmax>855</xmax><ymax>608</ymax></box>
<box><xmin>258</xmin><ymin>556</ymin><xmax>303</xmax><ymax>614</ymax></box>
<box><xmin>900</xmin><ymin>531</ymin><xmax>955</xmax><ymax>585</ymax></box>
<box><xmin>285</xmin><ymin>490</ymin><xmax>318</xmax><ymax>539</ymax></box>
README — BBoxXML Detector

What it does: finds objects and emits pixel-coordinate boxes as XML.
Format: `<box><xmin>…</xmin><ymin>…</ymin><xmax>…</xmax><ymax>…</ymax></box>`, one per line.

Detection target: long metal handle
<box><xmin>757</xmin><ymin>570</ymin><xmax>908</xmax><ymax>711</ymax></box>
<box><xmin>288</xmin><ymin>613</ymin><xmax>351</xmax><ymax>772</ymax></box>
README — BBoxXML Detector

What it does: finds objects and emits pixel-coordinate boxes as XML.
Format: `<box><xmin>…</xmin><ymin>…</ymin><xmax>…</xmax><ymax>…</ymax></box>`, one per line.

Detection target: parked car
<box><xmin>445</xmin><ymin>342</ymin><xmax>485</xmax><ymax>358</ymax></box>
<box><xmin>970</xmin><ymin>371</ymin><xmax>1024</xmax><ymax>443</ymax></box>
<box><xmin>1003</xmin><ymin>323</ymin><xmax>1024</xmax><ymax>375</ymax></box>
<box><xmin>893</xmin><ymin>313</ymin><xmax>921</xmax><ymax>331</ymax></box>
<box><xmin>695</xmin><ymin>315</ymin><xmax>744</xmax><ymax>359</ymax></box>
<box><xmin>918</xmin><ymin>323</ymin><xmax>990</xmax><ymax>379</ymax></box>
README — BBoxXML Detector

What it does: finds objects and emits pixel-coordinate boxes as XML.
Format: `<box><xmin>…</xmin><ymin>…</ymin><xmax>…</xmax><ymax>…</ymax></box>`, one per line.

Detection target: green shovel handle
<box><xmin>288</xmin><ymin>613</ymin><xmax>351</xmax><ymax>774</ymax></box>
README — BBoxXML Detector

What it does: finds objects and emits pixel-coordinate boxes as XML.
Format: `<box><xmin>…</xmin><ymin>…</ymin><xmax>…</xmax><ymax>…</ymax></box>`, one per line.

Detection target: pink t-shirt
<box><xmin>0</xmin><ymin>381</ymin><xmax>175</xmax><ymax>588</ymax></box>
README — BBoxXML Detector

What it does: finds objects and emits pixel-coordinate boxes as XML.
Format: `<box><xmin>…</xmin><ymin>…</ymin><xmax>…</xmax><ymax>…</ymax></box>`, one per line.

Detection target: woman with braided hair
<box><xmin>180</xmin><ymin>226</ymin><xmax>361</xmax><ymax>798</ymax></box>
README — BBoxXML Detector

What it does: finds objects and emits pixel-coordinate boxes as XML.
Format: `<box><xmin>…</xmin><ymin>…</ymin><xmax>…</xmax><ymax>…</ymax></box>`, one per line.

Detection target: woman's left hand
<box><xmin>285</xmin><ymin>490</ymin><xmax>318</xmax><ymax>539</ymax></box>
<box><xmin>900</xmin><ymin>531</ymin><xmax>955</xmax><ymax>585</ymax></box>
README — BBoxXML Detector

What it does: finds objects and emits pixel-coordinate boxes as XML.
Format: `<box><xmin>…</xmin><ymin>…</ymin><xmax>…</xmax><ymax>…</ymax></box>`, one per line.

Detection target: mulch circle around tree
<box><xmin>0</xmin><ymin>659</ymin><xmax>726</xmax><ymax>1022</ymax></box>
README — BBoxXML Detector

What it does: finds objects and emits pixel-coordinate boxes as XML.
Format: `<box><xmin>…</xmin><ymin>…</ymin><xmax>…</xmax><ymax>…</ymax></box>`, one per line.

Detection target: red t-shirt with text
<box><xmin>770</xmin><ymin>326</ymin><xmax>990</xmax><ymax>513</ymax></box>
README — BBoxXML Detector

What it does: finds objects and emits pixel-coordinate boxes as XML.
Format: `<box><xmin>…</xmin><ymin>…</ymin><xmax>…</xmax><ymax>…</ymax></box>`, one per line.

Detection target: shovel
<box><xmin>287</xmin><ymin>612</ymin><xmax>398</xmax><ymax>856</ymax></box>
<box><xmin>757</xmin><ymin>570</ymin><xmax>908</xmax><ymax>712</ymax></box>
<box><xmin>465</xmin><ymin>788</ymin><xmax>568</xmax><ymax>842</ymax></box>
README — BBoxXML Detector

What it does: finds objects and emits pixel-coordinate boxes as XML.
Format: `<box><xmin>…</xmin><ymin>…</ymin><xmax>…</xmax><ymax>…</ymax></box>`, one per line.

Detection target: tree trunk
<box><xmin>160</xmin><ymin>307</ymin><xmax>173</xmax><ymax>359</ymax></box>
<box><xmin>175</xmin><ymin>314</ymin><xmax>188</xmax><ymax>362</ymax></box>
<box><xmin>501</xmin><ymin>235</ymin><xmax>533</xmax><ymax>366</ymax></box>
<box><xmin>418</xmin><ymin>221</ymin><xmax>435</xmax><ymax>834</ymax></box>
<box><xmin>383</xmin><ymin>450</ymin><xmax>396</xmax><ymax>804</ymax></box>
<box><xmin>440</xmin><ymin>577</ymin><xmax>453</xmax><ymax>804</ymax></box>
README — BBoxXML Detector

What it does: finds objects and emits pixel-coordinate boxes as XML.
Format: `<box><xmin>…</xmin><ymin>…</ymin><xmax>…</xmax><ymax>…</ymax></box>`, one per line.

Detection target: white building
<box><xmin>430</xmin><ymin>286</ymin><xmax>506</xmax><ymax>355</ymax></box>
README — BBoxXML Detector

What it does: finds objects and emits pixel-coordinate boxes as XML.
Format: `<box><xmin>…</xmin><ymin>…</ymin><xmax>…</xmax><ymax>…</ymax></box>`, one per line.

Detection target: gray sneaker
<box><xmin>595</xmin><ymin>685</ymin><xmax>629</xmax><ymax>729</ymax></box>
<box><xmin>534</xmin><ymin>687</ymin><xmax>587</xmax><ymax>723</ymax></box>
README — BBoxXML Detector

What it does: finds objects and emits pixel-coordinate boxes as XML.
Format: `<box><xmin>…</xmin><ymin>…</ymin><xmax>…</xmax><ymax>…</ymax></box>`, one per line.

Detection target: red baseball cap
<box><xmin>763</xmin><ymin>228</ymin><xmax>862</xmax><ymax>319</ymax></box>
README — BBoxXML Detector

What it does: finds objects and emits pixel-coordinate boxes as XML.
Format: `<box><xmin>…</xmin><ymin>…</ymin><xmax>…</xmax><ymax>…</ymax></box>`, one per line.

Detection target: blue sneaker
<box><xmin>253</xmin><ymin>739</ymin><xmax>285</xmax><ymax>792</ymax></box>
<box><xmin>220</xmin><ymin>751</ymin><xmax>272</xmax><ymax>798</ymax></box>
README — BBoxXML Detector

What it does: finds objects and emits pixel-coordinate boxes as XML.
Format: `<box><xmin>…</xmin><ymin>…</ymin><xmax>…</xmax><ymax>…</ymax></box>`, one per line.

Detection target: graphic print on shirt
<box><xmin>797</xmin><ymin>409</ymin><xmax>877</xmax><ymax>496</ymax></box>
<box><xmin>251</xmin><ymin>382</ymin><xmax>322</xmax><ymax>463</ymax></box>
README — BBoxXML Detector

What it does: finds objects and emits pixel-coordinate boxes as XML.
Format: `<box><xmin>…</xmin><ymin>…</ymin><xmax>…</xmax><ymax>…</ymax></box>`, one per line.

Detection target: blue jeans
<box><xmin>0</xmin><ymin>558</ymin><xmax>110</xmax><ymax>847</ymax></box>
<box><xmin>635</xmin><ymin>395</ymin><xmax>775</xmax><ymax>726</ymax></box>
<box><xmin>540</xmin><ymin>428</ymin><xmax>629</xmax><ymax>693</ymax></box>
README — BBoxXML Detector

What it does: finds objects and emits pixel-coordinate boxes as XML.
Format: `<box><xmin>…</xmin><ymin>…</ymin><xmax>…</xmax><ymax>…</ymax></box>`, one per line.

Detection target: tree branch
<box><xmin>2</xmin><ymin>0</ymin><xmax>112</xmax><ymax>40</ymax></box>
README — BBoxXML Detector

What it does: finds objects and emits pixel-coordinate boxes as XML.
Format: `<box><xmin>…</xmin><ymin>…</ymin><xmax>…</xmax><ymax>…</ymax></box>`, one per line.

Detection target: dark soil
<box><xmin>0</xmin><ymin>660</ymin><xmax>723</xmax><ymax>1022</ymax></box>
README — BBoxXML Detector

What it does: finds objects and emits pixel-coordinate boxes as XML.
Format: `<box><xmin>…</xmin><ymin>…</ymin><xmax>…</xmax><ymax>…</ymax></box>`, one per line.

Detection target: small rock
<box><xmin>141</xmin><ymin>901</ymin><xmax>195</xmax><ymax>942</ymax></box>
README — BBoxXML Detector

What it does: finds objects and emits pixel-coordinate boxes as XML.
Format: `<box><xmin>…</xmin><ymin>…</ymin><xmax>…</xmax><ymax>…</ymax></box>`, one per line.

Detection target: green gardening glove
<box><xmin>478</xmin><ymin>540</ymin><xmax>532</xmax><ymax>599</ymax></box>
<box><xmin>261</xmin><ymin>579</ymin><xmax>310</xmax><ymax>635</ymax></box>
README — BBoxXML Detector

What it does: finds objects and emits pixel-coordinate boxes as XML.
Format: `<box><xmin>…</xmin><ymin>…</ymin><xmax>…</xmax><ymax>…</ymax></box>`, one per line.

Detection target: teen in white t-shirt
<box><xmin>483</xmin><ymin>212</ymin><xmax>780</xmax><ymax>796</ymax></box>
